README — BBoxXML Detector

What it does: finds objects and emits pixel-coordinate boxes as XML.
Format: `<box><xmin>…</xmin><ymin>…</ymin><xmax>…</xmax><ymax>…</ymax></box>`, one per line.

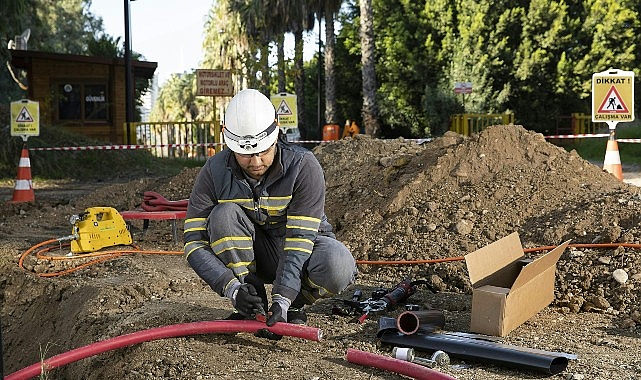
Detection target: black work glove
<box><xmin>266</xmin><ymin>302</ymin><xmax>287</xmax><ymax>326</ymax></box>
<box><xmin>256</xmin><ymin>301</ymin><xmax>287</xmax><ymax>341</ymax></box>
<box><xmin>266</xmin><ymin>295</ymin><xmax>291</xmax><ymax>326</ymax></box>
<box><xmin>234</xmin><ymin>283</ymin><xmax>265</xmax><ymax>318</ymax></box>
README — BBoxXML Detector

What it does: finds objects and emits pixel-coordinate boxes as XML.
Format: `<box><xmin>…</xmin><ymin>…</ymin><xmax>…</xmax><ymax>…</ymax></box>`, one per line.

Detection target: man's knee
<box><xmin>208</xmin><ymin>203</ymin><xmax>253</xmax><ymax>237</ymax></box>
<box><xmin>308</xmin><ymin>237</ymin><xmax>357</xmax><ymax>294</ymax></box>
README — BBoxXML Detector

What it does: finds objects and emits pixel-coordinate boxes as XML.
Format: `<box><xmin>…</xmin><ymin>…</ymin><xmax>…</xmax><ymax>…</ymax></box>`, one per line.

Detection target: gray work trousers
<box><xmin>207</xmin><ymin>203</ymin><xmax>357</xmax><ymax>305</ymax></box>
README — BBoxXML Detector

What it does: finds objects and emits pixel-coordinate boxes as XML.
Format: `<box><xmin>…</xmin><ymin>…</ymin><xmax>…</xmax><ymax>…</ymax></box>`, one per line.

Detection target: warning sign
<box><xmin>597</xmin><ymin>86</ymin><xmax>629</xmax><ymax>114</ymax></box>
<box><xmin>10</xmin><ymin>99</ymin><xmax>40</xmax><ymax>138</ymax></box>
<box><xmin>270</xmin><ymin>93</ymin><xmax>298</xmax><ymax>128</ymax></box>
<box><xmin>592</xmin><ymin>69</ymin><xmax>634</xmax><ymax>123</ymax></box>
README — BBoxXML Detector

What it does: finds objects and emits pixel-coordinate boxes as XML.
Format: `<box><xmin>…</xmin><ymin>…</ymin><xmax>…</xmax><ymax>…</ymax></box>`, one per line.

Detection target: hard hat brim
<box><xmin>224</xmin><ymin>123</ymin><xmax>279</xmax><ymax>154</ymax></box>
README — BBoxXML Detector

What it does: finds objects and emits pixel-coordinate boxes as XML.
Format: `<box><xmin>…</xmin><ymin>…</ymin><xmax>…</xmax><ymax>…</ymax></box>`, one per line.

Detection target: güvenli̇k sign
<box><xmin>592</xmin><ymin>69</ymin><xmax>635</xmax><ymax>129</ymax></box>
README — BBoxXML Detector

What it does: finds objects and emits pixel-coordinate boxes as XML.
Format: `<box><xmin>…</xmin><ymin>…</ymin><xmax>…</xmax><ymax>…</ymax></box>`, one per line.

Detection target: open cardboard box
<box><xmin>464</xmin><ymin>232</ymin><xmax>570</xmax><ymax>337</ymax></box>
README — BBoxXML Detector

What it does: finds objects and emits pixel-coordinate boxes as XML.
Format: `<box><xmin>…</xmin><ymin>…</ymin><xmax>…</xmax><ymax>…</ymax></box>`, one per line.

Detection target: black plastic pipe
<box><xmin>378</xmin><ymin>318</ymin><xmax>572</xmax><ymax>375</ymax></box>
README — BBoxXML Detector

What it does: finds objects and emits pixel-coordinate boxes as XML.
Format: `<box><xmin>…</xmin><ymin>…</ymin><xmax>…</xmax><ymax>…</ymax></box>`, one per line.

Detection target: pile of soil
<box><xmin>0</xmin><ymin>125</ymin><xmax>639</xmax><ymax>379</ymax></box>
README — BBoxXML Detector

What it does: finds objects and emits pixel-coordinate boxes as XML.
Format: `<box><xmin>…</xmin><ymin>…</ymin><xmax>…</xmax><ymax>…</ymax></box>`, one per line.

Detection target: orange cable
<box><xmin>19</xmin><ymin>240</ymin><xmax>641</xmax><ymax>278</ymax></box>
<box><xmin>19</xmin><ymin>239</ymin><xmax>182</xmax><ymax>278</ymax></box>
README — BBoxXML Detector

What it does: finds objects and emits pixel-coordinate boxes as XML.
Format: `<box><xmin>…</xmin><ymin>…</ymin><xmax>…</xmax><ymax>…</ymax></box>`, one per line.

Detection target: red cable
<box><xmin>345</xmin><ymin>348</ymin><xmax>457</xmax><ymax>380</ymax></box>
<box><xmin>5</xmin><ymin>320</ymin><xmax>322</xmax><ymax>380</ymax></box>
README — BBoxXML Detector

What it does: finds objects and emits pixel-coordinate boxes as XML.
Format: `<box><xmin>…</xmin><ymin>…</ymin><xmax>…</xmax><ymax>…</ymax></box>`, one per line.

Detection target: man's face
<box><xmin>233</xmin><ymin>143</ymin><xmax>276</xmax><ymax>180</ymax></box>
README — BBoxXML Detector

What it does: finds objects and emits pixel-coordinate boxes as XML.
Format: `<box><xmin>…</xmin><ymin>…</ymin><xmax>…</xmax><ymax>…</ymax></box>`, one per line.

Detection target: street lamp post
<box><xmin>124</xmin><ymin>0</ymin><xmax>135</xmax><ymax>144</ymax></box>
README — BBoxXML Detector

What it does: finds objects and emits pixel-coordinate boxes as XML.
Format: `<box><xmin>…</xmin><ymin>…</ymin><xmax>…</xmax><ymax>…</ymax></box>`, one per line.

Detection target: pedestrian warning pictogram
<box><xmin>15</xmin><ymin>106</ymin><xmax>34</xmax><ymax>122</ymax></box>
<box><xmin>597</xmin><ymin>86</ymin><xmax>630</xmax><ymax>114</ymax></box>
<box><xmin>276</xmin><ymin>100</ymin><xmax>293</xmax><ymax>115</ymax></box>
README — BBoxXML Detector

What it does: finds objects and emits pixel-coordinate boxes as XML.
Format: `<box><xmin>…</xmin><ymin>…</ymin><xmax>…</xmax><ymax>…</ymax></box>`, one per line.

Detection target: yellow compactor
<box><xmin>69</xmin><ymin>207</ymin><xmax>132</xmax><ymax>253</ymax></box>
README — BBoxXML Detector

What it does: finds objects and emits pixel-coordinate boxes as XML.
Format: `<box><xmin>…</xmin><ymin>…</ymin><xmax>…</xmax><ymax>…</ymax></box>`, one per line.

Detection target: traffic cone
<box><xmin>9</xmin><ymin>146</ymin><xmax>35</xmax><ymax>203</ymax></box>
<box><xmin>603</xmin><ymin>139</ymin><xmax>623</xmax><ymax>181</ymax></box>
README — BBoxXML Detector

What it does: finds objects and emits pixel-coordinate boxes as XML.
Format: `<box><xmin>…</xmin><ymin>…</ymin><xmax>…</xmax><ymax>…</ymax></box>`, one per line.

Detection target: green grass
<box><xmin>560</xmin><ymin>124</ymin><xmax>641</xmax><ymax>166</ymax></box>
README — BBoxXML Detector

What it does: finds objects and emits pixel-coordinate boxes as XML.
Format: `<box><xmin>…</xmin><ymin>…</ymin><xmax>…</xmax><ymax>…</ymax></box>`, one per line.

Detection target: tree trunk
<box><xmin>359</xmin><ymin>0</ymin><xmax>380</xmax><ymax>136</ymax></box>
<box><xmin>294</xmin><ymin>30</ymin><xmax>306</xmax><ymax>138</ymax></box>
<box><xmin>324</xmin><ymin>5</ymin><xmax>337</xmax><ymax>125</ymax></box>
<box><xmin>260</xmin><ymin>43</ymin><xmax>270</xmax><ymax>96</ymax></box>
<box><xmin>277</xmin><ymin>34</ymin><xmax>286</xmax><ymax>93</ymax></box>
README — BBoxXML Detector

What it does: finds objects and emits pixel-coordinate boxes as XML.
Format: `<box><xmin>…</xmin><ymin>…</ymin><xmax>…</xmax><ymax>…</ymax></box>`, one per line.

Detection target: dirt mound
<box><xmin>1</xmin><ymin>125</ymin><xmax>640</xmax><ymax>379</ymax></box>
<box><xmin>315</xmin><ymin>126</ymin><xmax>641</xmax><ymax>318</ymax></box>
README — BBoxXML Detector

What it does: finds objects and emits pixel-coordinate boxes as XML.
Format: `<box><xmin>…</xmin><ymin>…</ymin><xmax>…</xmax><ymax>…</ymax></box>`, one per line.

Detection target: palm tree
<box><xmin>359</xmin><ymin>0</ymin><xmax>380</xmax><ymax>136</ymax></box>
<box><xmin>229</xmin><ymin>0</ymin><xmax>273</xmax><ymax>95</ymax></box>
<box><xmin>283</xmin><ymin>0</ymin><xmax>315</xmax><ymax>136</ymax></box>
<box><xmin>322</xmin><ymin>0</ymin><xmax>343</xmax><ymax>126</ymax></box>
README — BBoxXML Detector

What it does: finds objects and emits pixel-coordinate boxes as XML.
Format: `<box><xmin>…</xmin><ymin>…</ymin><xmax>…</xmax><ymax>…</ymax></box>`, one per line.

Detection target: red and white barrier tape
<box><xmin>544</xmin><ymin>133</ymin><xmax>609</xmax><ymax>139</ymax></box>
<box><xmin>29</xmin><ymin>143</ymin><xmax>225</xmax><ymax>152</ymax></box>
<box><xmin>24</xmin><ymin>138</ymin><xmax>428</xmax><ymax>152</ymax></box>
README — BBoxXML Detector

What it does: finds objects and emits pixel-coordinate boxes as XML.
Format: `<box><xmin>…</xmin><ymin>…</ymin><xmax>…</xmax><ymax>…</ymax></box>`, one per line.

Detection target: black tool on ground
<box><xmin>333</xmin><ymin>278</ymin><xmax>435</xmax><ymax>323</ymax></box>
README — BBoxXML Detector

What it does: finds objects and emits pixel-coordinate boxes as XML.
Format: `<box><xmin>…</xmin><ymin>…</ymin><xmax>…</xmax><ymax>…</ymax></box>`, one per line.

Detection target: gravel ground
<box><xmin>0</xmin><ymin>125</ymin><xmax>640</xmax><ymax>379</ymax></box>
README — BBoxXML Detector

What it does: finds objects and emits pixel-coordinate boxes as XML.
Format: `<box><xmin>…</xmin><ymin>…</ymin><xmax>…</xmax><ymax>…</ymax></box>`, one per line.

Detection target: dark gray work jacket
<box><xmin>183</xmin><ymin>140</ymin><xmax>332</xmax><ymax>301</ymax></box>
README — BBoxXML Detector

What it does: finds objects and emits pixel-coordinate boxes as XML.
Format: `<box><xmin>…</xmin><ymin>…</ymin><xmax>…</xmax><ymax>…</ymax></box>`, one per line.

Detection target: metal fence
<box><xmin>449</xmin><ymin>113</ymin><xmax>515</xmax><ymax>136</ymax></box>
<box><xmin>131</xmin><ymin>121</ymin><xmax>223</xmax><ymax>159</ymax></box>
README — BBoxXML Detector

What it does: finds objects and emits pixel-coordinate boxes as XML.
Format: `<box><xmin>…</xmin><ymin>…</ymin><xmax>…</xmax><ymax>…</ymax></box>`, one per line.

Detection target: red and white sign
<box><xmin>454</xmin><ymin>82</ymin><xmax>473</xmax><ymax>94</ymax></box>
<box><xmin>196</xmin><ymin>69</ymin><xmax>233</xmax><ymax>96</ymax></box>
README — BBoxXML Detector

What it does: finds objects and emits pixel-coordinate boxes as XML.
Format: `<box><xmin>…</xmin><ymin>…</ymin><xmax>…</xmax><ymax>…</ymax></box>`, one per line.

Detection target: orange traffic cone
<box><xmin>603</xmin><ymin>139</ymin><xmax>623</xmax><ymax>181</ymax></box>
<box><xmin>9</xmin><ymin>146</ymin><xmax>35</xmax><ymax>203</ymax></box>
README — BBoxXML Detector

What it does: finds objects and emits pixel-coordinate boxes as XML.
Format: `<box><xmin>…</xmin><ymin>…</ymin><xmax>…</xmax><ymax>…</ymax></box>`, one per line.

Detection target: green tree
<box><xmin>510</xmin><ymin>0</ymin><xmax>572</xmax><ymax>133</ymax></box>
<box><xmin>374</xmin><ymin>0</ymin><xmax>435</xmax><ymax>136</ymax></box>
<box><xmin>571</xmin><ymin>0</ymin><xmax>640</xmax><ymax>110</ymax></box>
<box><xmin>202</xmin><ymin>0</ymin><xmax>254</xmax><ymax>121</ymax></box>
<box><xmin>150</xmin><ymin>73</ymin><xmax>198</xmax><ymax>122</ymax></box>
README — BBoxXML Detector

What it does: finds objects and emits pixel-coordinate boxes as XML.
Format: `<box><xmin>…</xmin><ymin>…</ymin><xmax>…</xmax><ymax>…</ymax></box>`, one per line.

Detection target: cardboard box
<box><xmin>464</xmin><ymin>232</ymin><xmax>570</xmax><ymax>337</ymax></box>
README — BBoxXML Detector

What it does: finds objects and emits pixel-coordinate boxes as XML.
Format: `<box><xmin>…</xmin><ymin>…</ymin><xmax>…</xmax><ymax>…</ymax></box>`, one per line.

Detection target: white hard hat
<box><xmin>224</xmin><ymin>89</ymin><xmax>279</xmax><ymax>154</ymax></box>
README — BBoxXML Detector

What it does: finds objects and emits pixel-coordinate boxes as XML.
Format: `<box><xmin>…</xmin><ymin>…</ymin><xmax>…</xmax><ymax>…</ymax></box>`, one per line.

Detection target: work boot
<box><xmin>287</xmin><ymin>307</ymin><xmax>307</xmax><ymax>325</ymax></box>
<box><xmin>286</xmin><ymin>291</ymin><xmax>310</xmax><ymax>324</ymax></box>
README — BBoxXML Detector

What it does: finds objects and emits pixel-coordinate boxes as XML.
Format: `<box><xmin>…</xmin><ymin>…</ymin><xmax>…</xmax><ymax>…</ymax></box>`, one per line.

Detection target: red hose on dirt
<box><xmin>5</xmin><ymin>320</ymin><xmax>322</xmax><ymax>380</ymax></box>
<box><xmin>346</xmin><ymin>348</ymin><xmax>457</xmax><ymax>380</ymax></box>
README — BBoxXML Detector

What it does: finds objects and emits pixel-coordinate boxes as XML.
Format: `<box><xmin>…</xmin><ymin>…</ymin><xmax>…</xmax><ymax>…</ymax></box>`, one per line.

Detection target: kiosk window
<box><xmin>84</xmin><ymin>85</ymin><xmax>108</xmax><ymax>120</ymax></box>
<box><xmin>58</xmin><ymin>83</ymin><xmax>81</xmax><ymax>120</ymax></box>
<box><xmin>56</xmin><ymin>83</ymin><xmax>108</xmax><ymax>122</ymax></box>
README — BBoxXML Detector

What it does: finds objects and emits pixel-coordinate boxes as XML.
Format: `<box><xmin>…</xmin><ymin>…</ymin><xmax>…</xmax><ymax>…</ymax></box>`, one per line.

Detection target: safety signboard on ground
<box><xmin>196</xmin><ymin>69</ymin><xmax>233</xmax><ymax>96</ymax></box>
<box><xmin>270</xmin><ymin>92</ymin><xmax>298</xmax><ymax>128</ymax></box>
<box><xmin>592</xmin><ymin>69</ymin><xmax>635</xmax><ymax>124</ymax></box>
<box><xmin>10</xmin><ymin>99</ymin><xmax>40</xmax><ymax>138</ymax></box>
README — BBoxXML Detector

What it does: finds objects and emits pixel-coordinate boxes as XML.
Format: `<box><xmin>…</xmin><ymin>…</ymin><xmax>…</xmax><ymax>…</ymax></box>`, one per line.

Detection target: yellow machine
<box><xmin>69</xmin><ymin>207</ymin><xmax>132</xmax><ymax>253</ymax></box>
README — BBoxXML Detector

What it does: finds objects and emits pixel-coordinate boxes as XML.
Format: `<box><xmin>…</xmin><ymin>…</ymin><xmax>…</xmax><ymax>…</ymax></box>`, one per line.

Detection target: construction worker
<box><xmin>342</xmin><ymin>119</ymin><xmax>360</xmax><ymax>138</ymax></box>
<box><xmin>183</xmin><ymin>89</ymin><xmax>357</xmax><ymax>331</ymax></box>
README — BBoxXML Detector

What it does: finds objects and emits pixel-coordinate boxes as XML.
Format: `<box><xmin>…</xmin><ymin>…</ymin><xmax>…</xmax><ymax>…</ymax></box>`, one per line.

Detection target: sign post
<box><xmin>9</xmin><ymin>99</ymin><xmax>39</xmax><ymax>203</ymax></box>
<box><xmin>196</xmin><ymin>69</ymin><xmax>233</xmax><ymax>155</ymax></box>
<box><xmin>454</xmin><ymin>82</ymin><xmax>472</xmax><ymax>110</ymax></box>
<box><xmin>592</xmin><ymin>69</ymin><xmax>635</xmax><ymax>130</ymax></box>
<box><xmin>270</xmin><ymin>93</ymin><xmax>298</xmax><ymax>129</ymax></box>
<box><xmin>10</xmin><ymin>99</ymin><xmax>40</xmax><ymax>141</ymax></box>
<box><xmin>592</xmin><ymin>69</ymin><xmax>635</xmax><ymax>181</ymax></box>
<box><xmin>196</xmin><ymin>69</ymin><xmax>233</xmax><ymax>96</ymax></box>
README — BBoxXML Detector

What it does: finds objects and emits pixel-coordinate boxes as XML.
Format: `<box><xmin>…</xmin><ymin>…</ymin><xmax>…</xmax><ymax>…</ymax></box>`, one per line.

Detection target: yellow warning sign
<box><xmin>10</xmin><ymin>99</ymin><xmax>40</xmax><ymax>137</ymax></box>
<box><xmin>592</xmin><ymin>69</ymin><xmax>634</xmax><ymax>123</ymax></box>
<box><xmin>270</xmin><ymin>93</ymin><xmax>298</xmax><ymax>128</ymax></box>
